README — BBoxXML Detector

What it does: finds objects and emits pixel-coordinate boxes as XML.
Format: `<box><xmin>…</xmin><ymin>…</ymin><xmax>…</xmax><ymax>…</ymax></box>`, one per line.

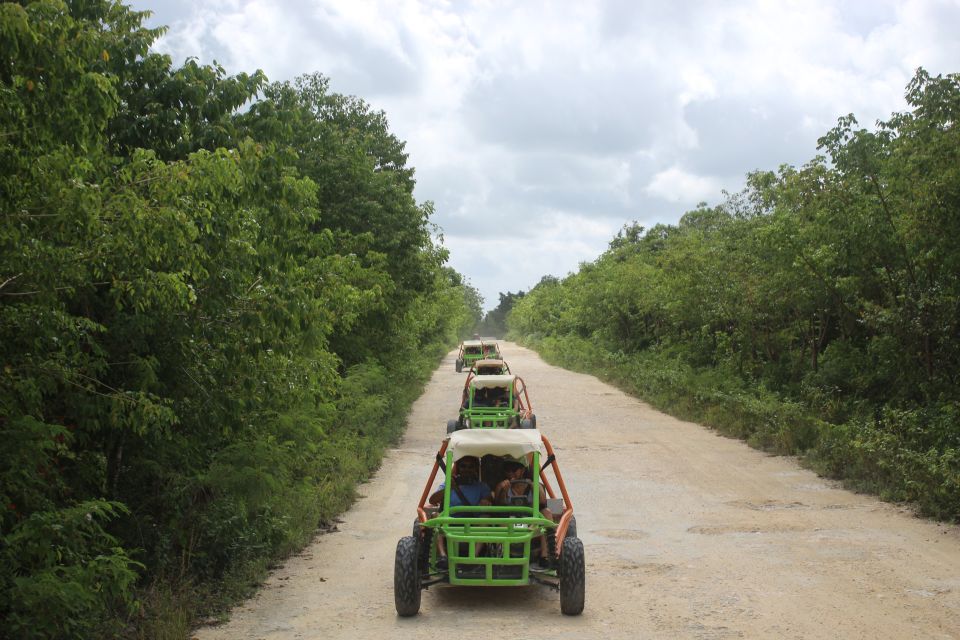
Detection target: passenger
<box><xmin>494</xmin><ymin>459</ymin><xmax>553</xmax><ymax>567</ymax></box>
<box><xmin>488</xmin><ymin>387</ymin><xmax>509</xmax><ymax>407</ymax></box>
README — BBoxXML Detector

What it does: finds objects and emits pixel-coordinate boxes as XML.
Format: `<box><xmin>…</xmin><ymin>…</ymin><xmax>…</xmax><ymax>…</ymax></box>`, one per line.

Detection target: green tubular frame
<box><xmin>422</xmin><ymin>450</ymin><xmax>556</xmax><ymax>586</ymax></box>
<box><xmin>462</xmin><ymin>407</ymin><xmax>517</xmax><ymax>429</ymax></box>
<box><xmin>462</xmin><ymin>348</ymin><xmax>484</xmax><ymax>367</ymax></box>
<box><xmin>461</xmin><ymin>386</ymin><xmax>517</xmax><ymax>429</ymax></box>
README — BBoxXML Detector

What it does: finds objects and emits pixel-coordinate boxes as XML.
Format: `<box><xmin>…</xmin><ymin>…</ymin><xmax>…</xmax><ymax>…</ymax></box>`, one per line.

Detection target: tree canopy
<box><xmin>0</xmin><ymin>2</ymin><xmax>480</xmax><ymax>636</ymax></box>
<box><xmin>510</xmin><ymin>68</ymin><xmax>960</xmax><ymax>521</ymax></box>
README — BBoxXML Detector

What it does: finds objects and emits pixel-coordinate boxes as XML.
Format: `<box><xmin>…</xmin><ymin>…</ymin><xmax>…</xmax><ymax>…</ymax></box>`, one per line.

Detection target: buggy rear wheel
<box><xmin>559</xmin><ymin>536</ymin><xmax>585</xmax><ymax>615</ymax></box>
<box><xmin>394</xmin><ymin>536</ymin><xmax>421</xmax><ymax>616</ymax></box>
<box><xmin>455</xmin><ymin>359</ymin><xmax>463</xmax><ymax>372</ymax></box>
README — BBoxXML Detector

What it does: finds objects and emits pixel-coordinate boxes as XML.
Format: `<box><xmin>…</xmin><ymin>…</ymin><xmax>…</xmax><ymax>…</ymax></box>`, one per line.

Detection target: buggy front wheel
<box><xmin>394</xmin><ymin>536</ymin><xmax>421</xmax><ymax>616</ymax></box>
<box><xmin>559</xmin><ymin>536</ymin><xmax>585</xmax><ymax>615</ymax></box>
<box><xmin>455</xmin><ymin>359</ymin><xmax>463</xmax><ymax>372</ymax></box>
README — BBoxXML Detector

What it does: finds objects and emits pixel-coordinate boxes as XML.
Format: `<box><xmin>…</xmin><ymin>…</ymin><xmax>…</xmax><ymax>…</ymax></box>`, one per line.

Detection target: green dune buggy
<box><xmin>468</xmin><ymin>358</ymin><xmax>511</xmax><ymax>376</ymax></box>
<box><xmin>394</xmin><ymin>429</ymin><xmax>584</xmax><ymax>616</ymax></box>
<box><xmin>455</xmin><ymin>340</ymin><xmax>484</xmax><ymax>373</ymax></box>
<box><xmin>481</xmin><ymin>339</ymin><xmax>502</xmax><ymax>360</ymax></box>
<box><xmin>447</xmin><ymin>374</ymin><xmax>535</xmax><ymax>432</ymax></box>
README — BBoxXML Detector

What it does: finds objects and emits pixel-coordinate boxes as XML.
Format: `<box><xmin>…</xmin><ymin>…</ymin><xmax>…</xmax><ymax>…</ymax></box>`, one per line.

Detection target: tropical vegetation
<box><xmin>509</xmin><ymin>68</ymin><xmax>960</xmax><ymax>522</ymax></box>
<box><xmin>0</xmin><ymin>1</ymin><xmax>480</xmax><ymax>637</ymax></box>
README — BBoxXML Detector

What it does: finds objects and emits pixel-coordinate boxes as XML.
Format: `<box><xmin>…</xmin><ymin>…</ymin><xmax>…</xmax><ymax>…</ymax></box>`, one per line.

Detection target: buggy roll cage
<box><xmin>415</xmin><ymin>431</ymin><xmax>575</xmax><ymax>549</ymax></box>
<box><xmin>456</xmin><ymin>374</ymin><xmax>534</xmax><ymax>429</ymax></box>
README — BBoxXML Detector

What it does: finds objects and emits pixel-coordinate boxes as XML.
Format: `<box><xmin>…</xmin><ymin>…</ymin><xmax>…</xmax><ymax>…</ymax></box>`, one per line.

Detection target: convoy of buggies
<box><xmin>448</xmin><ymin>373</ymin><xmax>535</xmax><ymax>431</ymax></box>
<box><xmin>394</xmin><ymin>339</ymin><xmax>585</xmax><ymax>617</ymax></box>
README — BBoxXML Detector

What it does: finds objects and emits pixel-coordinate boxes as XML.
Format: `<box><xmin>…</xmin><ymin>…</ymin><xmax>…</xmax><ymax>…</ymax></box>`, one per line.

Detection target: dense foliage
<box><xmin>0</xmin><ymin>2</ymin><xmax>480</xmax><ymax>637</ymax></box>
<box><xmin>510</xmin><ymin>68</ymin><xmax>960</xmax><ymax>521</ymax></box>
<box><xmin>476</xmin><ymin>290</ymin><xmax>524</xmax><ymax>337</ymax></box>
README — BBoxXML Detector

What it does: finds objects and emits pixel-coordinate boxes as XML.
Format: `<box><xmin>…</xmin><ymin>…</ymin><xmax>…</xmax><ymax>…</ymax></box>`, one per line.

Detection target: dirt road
<box><xmin>196</xmin><ymin>343</ymin><xmax>960</xmax><ymax>639</ymax></box>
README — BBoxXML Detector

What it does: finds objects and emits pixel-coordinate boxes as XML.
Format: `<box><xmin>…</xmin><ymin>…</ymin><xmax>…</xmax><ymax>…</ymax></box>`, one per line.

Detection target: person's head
<box><xmin>502</xmin><ymin>459</ymin><xmax>526</xmax><ymax>479</ymax></box>
<box><xmin>455</xmin><ymin>456</ymin><xmax>480</xmax><ymax>483</ymax></box>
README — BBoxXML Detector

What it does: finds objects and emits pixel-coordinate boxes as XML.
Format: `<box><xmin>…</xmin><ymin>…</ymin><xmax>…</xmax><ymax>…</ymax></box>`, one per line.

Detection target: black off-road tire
<box><xmin>559</xmin><ymin>536</ymin><xmax>585</xmax><ymax>615</ymax></box>
<box><xmin>394</xmin><ymin>536</ymin><xmax>421</xmax><ymax>616</ymax></box>
<box><xmin>566</xmin><ymin>516</ymin><xmax>578</xmax><ymax>539</ymax></box>
<box><xmin>456</xmin><ymin>359</ymin><xmax>463</xmax><ymax>373</ymax></box>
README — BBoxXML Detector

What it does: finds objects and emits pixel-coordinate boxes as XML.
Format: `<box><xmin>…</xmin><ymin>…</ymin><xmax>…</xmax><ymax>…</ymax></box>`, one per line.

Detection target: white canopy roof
<box><xmin>462</xmin><ymin>340</ymin><xmax>482</xmax><ymax>347</ymax></box>
<box><xmin>470</xmin><ymin>374</ymin><xmax>515</xmax><ymax>389</ymax></box>
<box><xmin>447</xmin><ymin>429</ymin><xmax>545</xmax><ymax>461</ymax></box>
<box><xmin>472</xmin><ymin>359</ymin><xmax>504</xmax><ymax>368</ymax></box>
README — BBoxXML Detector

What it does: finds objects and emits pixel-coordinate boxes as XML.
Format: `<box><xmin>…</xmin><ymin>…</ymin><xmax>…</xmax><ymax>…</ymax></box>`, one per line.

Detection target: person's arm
<box><xmin>493</xmin><ymin>480</ymin><xmax>509</xmax><ymax>504</ymax></box>
<box><xmin>479</xmin><ymin>482</ymin><xmax>494</xmax><ymax>506</ymax></box>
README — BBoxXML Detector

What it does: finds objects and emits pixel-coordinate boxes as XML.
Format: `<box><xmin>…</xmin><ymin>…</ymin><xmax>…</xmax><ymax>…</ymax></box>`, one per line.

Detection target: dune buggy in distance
<box><xmin>481</xmin><ymin>339</ymin><xmax>501</xmax><ymax>360</ymax></box>
<box><xmin>394</xmin><ymin>429</ymin><xmax>584</xmax><ymax>616</ymax></box>
<box><xmin>455</xmin><ymin>340</ymin><xmax>484</xmax><ymax>373</ymax></box>
<box><xmin>468</xmin><ymin>358</ymin><xmax>511</xmax><ymax>376</ymax></box>
<box><xmin>448</xmin><ymin>374</ymin><xmax>535</xmax><ymax>432</ymax></box>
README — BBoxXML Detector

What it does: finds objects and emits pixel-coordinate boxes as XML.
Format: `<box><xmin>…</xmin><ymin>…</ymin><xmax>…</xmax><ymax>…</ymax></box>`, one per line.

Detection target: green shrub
<box><xmin>1</xmin><ymin>502</ymin><xmax>142</xmax><ymax>640</ymax></box>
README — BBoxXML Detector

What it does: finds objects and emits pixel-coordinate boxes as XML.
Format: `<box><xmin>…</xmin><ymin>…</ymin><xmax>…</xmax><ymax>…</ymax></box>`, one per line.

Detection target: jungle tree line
<box><xmin>0</xmin><ymin>1</ymin><xmax>481</xmax><ymax>637</ymax></box>
<box><xmin>476</xmin><ymin>290</ymin><xmax>525</xmax><ymax>337</ymax></box>
<box><xmin>509</xmin><ymin>68</ymin><xmax>960</xmax><ymax>521</ymax></box>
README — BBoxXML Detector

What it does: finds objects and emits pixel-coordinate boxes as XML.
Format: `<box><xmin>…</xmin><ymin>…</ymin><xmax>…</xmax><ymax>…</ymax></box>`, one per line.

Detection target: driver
<box><xmin>429</xmin><ymin>456</ymin><xmax>492</xmax><ymax>508</ymax></box>
<box><xmin>429</xmin><ymin>456</ymin><xmax>492</xmax><ymax>568</ymax></box>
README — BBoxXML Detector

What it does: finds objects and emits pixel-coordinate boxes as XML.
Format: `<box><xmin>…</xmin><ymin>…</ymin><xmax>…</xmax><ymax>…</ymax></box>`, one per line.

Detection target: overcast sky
<box><xmin>129</xmin><ymin>0</ymin><xmax>960</xmax><ymax>311</ymax></box>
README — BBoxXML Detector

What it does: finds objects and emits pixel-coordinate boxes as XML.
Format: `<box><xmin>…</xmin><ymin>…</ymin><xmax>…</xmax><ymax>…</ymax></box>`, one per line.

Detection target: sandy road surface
<box><xmin>196</xmin><ymin>342</ymin><xmax>960</xmax><ymax>639</ymax></box>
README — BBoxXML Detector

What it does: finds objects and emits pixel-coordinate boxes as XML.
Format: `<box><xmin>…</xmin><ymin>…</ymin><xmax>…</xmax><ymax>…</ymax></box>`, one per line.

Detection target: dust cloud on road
<box><xmin>196</xmin><ymin>342</ymin><xmax>960</xmax><ymax>639</ymax></box>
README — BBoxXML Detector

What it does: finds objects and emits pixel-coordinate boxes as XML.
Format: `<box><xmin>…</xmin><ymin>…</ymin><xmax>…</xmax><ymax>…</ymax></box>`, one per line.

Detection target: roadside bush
<box><xmin>1</xmin><ymin>502</ymin><xmax>142</xmax><ymax>640</ymax></box>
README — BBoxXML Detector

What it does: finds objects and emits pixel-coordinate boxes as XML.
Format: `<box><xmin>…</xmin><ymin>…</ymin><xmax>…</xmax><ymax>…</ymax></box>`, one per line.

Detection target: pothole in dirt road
<box><xmin>688</xmin><ymin>523</ymin><xmax>808</xmax><ymax>535</ymax></box>
<box><xmin>592</xmin><ymin>560</ymin><xmax>676</xmax><ymax>577</ymax></box>
<box><xmin>905</xmin><ymin>586</ymin><xmax>953</xmax><ymax>598</ymax></box>
<box><xmin>563</xmin><ymin>442</ymin><xmax>653</xmax><ymax>452</ymax></box>
<box><xmin>593</xmin><ymin>528</ymin><xmax>650</xmax><ymax>540</ymax></box>
<box><xmin>725</xmin><ymin>499</ymin><xmax>807</xmax><ymax>511</ymax></box>
<box><xmin>637</xmin><ymin>562</ymin><xmax>676</xmax><ymax>575</ymax></box>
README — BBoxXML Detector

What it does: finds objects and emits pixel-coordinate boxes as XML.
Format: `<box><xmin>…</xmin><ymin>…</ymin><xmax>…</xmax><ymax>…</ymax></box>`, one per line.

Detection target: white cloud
<box><xmin>645</xmin><ymin>167</ymin><xmax>723</xmax><ymax>204</ymax></box>
<box><xmin>133</xmin><ymin>0</ymin><xmax>960</xmax><ymax>310</ymax></box>
<box><xmin>443</xmin><ymin>211</ymin><xmax>619</xmax><ymax>309</ymax></box>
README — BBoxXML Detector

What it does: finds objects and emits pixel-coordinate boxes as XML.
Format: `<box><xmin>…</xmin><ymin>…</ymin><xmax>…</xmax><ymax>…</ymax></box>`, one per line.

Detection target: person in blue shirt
<box><xmin>429</xmin><ymin>456</ymin><xmax>492</xmax><ymax>508</ymax></box>
<box><xmin>428</xmin><ymin>456</ymin><xmax>492</xmax><ymax>568</ymax></box>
